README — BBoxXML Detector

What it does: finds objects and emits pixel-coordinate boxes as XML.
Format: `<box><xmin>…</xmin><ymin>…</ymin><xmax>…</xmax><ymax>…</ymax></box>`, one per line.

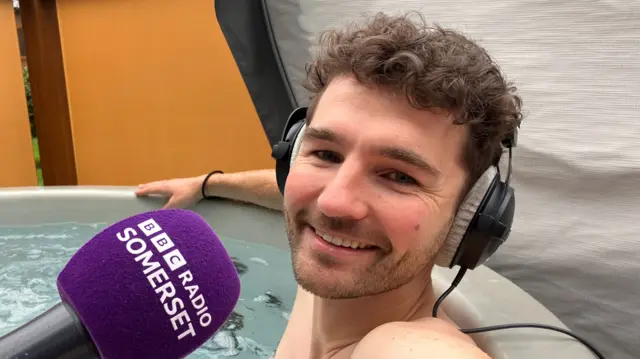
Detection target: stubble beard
<box><xmin>283</xmin><ymin>207</ymin><xmax>443</xmax><ymax>300</ymax></box>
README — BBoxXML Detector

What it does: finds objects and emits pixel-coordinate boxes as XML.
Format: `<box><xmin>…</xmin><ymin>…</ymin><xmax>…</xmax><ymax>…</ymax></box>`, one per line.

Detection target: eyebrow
<box><xmin>303</xmin><ymin>126</ymin><xmax>344</xmax><ymax>144</ymax></box>
<box><xmin>378</xmin><ymin>146</ymin><xmax>443</xmax><ymax>178</ymax></box>
<box><xmin>304</xmin><ymin>126</ymin><xmax>442</xmax><ymax>178</ymax></box>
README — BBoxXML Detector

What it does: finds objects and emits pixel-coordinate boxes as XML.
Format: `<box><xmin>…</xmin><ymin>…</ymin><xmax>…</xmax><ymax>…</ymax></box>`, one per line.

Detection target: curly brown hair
<box><xmin>303</xmin><ymin>11</ymin><xmax>523</xmax><ymax>193</ymax></box>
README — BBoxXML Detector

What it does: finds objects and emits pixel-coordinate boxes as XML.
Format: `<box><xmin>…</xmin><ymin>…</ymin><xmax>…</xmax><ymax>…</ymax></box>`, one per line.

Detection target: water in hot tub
<box><xmin>0</xmin><ymin>222</ymin><xmax>296</xmax><ymax>358</ymax></box>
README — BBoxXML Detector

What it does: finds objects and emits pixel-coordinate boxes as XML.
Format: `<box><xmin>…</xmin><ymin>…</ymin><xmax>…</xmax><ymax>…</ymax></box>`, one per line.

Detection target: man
<box><xmin>136</xmin><ymin>11</ymin><xmax>522</xmax><ymax>359</ymax></box>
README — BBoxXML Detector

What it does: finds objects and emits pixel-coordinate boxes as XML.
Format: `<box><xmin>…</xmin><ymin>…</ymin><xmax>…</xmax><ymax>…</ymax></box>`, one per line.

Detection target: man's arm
<box><xmin>135</xmin><ymin>169</ymin><xmax>283</xmax><ymax>211</ymax></box>
<box><xmin>351</xmin><ymin>319</ymin><xmax>490</xmax><ymax>359</ymax></box>
<box><xmin>204</xmin><ymin>169</ymin><xmax>283</xmax><ymax>211</ymax></box>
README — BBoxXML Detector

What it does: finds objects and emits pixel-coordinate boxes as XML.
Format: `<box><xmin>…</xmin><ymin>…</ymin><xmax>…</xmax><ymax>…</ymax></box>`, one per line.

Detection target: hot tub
<box><xmin>0</xmin><ymin>186</ymin><xmax>596</xmax><ymax>358</ymax></box>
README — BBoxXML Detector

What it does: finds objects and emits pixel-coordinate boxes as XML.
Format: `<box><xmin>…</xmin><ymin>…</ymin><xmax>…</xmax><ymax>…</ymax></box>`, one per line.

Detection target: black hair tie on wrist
<box><xmin>201</xmin><ymin>170</ymin><xmax>224</xmax><ymax>200</ymax></box>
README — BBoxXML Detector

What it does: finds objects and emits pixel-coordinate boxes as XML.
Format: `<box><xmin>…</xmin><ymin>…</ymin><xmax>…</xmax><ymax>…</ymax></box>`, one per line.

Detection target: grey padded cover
<box><xmin>264</xmin><ymin>1</ymin><xmax>640</xmax><ymax>358</ymax></box>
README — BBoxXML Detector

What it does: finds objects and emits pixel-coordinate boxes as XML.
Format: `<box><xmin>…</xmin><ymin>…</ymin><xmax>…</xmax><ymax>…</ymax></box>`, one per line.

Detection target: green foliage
<box><xmin>23</xmin><ymin>66</ymin><xmax>35</xmax><ymax>137</ymax></box>
<box><xmin>32</xmin><ymin>137</ymin><xmax>39</xmax><ymax>166</ymax></box>
<box><xmin>24</xmin><ymin>66</ymin><xmax>42</xmax><ymax>185</ymax></box>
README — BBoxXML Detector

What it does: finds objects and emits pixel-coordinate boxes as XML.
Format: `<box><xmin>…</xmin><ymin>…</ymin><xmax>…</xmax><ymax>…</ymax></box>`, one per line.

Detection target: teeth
<box><xmin>315</xmin><ymin>230</ymin><xmax>372</xmax><ymax>249</ymax></box>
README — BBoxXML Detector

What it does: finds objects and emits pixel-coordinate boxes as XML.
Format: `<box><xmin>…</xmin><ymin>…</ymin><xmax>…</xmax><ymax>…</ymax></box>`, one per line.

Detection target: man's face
<box><xmin>283</xmin><ymin>76</ymin><xmax>468</xmax><ymax>299</ymax></box>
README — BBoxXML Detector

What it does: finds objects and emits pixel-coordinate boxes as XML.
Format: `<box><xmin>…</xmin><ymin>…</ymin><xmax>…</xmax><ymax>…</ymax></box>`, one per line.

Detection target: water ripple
<box><xmin>0</xmin><ymin>223</ymin><xmax>296</xmax><ymax>359</ymax></box>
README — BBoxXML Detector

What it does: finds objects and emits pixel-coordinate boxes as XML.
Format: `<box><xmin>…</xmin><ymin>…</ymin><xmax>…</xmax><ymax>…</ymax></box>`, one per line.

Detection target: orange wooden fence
<box><xmin>0</xmin><ymin>1</ymin><xmax>37</xmax><ymax>187</ymax></box>
<box><xmin>1</xmin><ymin>0</ymin><xmax>274</xmax><ymax>187</ymax></box>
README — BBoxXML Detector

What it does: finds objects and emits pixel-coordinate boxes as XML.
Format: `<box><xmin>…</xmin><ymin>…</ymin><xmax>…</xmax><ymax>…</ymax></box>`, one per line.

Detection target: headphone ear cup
<box><xmin>290</xmin><ymin>124</ymin><xmax>306</xmax><ymax>166</ymax></box>
<box><xmin>272</xmin><ymin>107</ymin><xmax>308</xmax><ymax>195</ymax></box>
<box><xmin>274</xmin><ymin>144</ymin><xmax>291</xmax><ymax>196</ymax></box>
<box><xmin>463</xmin><ymin>180</ymin><xmax>514</xmax><ymax>268</ymax></box>
<box><xmin>434</xmin><ymin>166</ymin><xmax>498</xmax><ymax>268</ymax></box>
<box><xmin>274</xmin><ymin>123</ymin><xmax>305</xmax><ymax>195</ymax></box>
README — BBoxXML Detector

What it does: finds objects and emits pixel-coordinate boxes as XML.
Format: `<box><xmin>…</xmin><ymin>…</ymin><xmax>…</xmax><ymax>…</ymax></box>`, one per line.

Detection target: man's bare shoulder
<box><xmin>351</xmin><ymin>317</ymin><xmax>491</xmax><ymax>359</ymax></box>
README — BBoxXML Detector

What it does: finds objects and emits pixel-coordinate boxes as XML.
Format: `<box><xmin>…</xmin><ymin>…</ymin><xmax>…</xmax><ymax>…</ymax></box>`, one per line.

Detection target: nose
<box><xmin>316</xmin><ymin>164</ymin><xmax>368</xmax><ymax>220</ymax></box>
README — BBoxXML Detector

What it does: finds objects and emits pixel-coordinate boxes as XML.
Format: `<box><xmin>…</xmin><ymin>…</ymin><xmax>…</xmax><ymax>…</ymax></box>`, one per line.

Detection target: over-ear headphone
<box><xmin>271</xmin><ymin>106</ymin><xmax>517</xmax><ymax>270</ymax></box>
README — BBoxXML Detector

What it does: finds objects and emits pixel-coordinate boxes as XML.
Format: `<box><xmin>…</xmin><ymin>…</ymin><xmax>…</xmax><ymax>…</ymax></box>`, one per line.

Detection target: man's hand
<box><xmin>135</xmin><ymin>175</ymin><xmax>205</xmax><ymax>209</ymax></box>
<box><xmin>351</xmin><ymin>318</ymin><xmax>491</xmax><ymax>359</ymax></box>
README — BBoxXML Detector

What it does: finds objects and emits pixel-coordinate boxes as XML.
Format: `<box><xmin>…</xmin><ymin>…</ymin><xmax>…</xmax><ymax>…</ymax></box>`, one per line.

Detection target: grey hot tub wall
<box><xmin>0</xmin><ymin>187</ymin><xmax>594</xmax><ymax>358</ymax></box>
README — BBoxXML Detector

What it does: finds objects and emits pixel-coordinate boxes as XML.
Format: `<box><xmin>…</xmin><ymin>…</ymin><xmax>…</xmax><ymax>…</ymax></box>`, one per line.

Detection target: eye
<box><xmin>383</xmin><ymin>171</ymin><xmax>418</xmax><ymax>186</ymax></box>
<box><xmin>312</xmin><ymin>150</ymin><xmax>342</xmax><ymax>163</ymax></box>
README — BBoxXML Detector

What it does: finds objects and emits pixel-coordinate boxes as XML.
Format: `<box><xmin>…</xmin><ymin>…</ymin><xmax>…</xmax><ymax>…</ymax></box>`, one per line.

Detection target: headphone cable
<box><xmin>432</xmin><ymin>267</ymin><xmax>605</xmax><ymax>359</ymax></box>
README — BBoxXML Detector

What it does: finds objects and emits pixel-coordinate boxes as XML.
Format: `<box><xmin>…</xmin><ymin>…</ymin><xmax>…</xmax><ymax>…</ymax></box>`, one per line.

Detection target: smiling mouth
<box><xmin>311</xmin><ymin>226</ymin><xmax>377</xmax><ymax>250</ymax></box>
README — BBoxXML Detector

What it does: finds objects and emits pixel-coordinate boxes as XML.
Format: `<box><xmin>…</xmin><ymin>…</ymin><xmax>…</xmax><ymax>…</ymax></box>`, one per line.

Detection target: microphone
<box><xmin>0</xmin><ymin>209</ymin><xmax>241</xmax><ymax>359</ymax></box>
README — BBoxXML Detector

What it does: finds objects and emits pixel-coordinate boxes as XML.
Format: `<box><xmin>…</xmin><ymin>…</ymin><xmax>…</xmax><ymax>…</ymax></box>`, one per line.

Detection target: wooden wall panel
<box><xmin>0</xmin><ymin>2</ymin><xmax>37</xmax><ymax>187</ymax></box>
<box><xmin>55</xmin><ymin>0</ymin><xmax>275</xmax><ymax>185</ymax></box>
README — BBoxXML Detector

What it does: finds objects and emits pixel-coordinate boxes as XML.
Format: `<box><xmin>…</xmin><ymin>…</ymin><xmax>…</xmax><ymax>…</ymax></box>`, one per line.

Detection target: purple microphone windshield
<box><xmin>56</xmin><ymin>209</ymin><xmax>241</xmax><ymax>359</ymax></box>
